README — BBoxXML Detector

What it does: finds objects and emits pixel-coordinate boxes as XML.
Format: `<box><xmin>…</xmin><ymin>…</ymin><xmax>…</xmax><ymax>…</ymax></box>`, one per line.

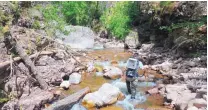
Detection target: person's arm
<box><xmin>139</xmin><ymin>61</ymin><xmax>144</xmax><ymax>69</ymax></box>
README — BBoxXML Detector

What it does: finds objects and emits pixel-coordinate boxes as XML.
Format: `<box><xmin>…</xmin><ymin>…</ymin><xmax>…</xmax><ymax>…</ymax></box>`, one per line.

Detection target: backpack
<box><xmin>126</xmin><ymin>68</ymin><xmax>137</xmax><ymax>78</ymax></box>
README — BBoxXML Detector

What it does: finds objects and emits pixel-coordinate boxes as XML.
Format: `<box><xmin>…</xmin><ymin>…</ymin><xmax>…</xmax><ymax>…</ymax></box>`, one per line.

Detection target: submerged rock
<box><xmin>82</xmin><ymin>83</ymin><xmax>124</xmax><ymax>108</ymax></box>
<box><xmin>71</xmin><ymin>103</ymin><xmax>86</xmax><ymax>110</ymax></box>
<box><xmin>87</xmin><ymin>62</ymin><xmax>95</xmax><ymax>72</ymax></box>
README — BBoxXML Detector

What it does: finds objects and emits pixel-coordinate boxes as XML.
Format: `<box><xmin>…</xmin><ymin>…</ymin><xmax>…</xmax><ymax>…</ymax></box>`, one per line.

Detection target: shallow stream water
<box><xmin>62</xmin><ymin>48</ymin><xmax>170</xmax><ymax>110</ymax></box>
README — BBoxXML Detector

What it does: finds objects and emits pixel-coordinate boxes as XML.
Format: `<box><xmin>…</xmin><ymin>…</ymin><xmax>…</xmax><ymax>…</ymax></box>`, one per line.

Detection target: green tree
<box><xmin>101</xmin><ymin>2</ymin><xmax>136</xmax><ymax>39</ymax></box>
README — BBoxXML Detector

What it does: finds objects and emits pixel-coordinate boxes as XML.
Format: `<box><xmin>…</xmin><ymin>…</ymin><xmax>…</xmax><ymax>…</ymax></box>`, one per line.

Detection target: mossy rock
<box><xmin>28</xmin><ymin>8</ymin><xmax>42</xmax><ymax>20</ymax></box>
<box><xmin>32</xmin><ymin>20</ymin><xmax>41</xmax><ymax>29</ymax></box>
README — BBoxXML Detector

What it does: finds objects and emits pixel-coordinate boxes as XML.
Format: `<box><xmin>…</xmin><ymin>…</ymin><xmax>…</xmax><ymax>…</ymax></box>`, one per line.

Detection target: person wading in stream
<box><xmin>126</xmin><ymin>52</ymin><xmax>144</xmax><ymax>99</ymax></box>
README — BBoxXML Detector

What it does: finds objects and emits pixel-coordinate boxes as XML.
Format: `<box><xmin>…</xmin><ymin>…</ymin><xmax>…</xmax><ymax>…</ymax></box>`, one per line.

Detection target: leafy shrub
<box><xmin>60</xmin><ymin>1</ymin><xmax>99</xmax><ymax>26</ymax></box>
<box><xmin>41</xmin><ymin>3</ymin><xmax>67</xmax><ymax>36</ymax></box>
<box><xmin>32</xmin><ymin>20</ymin><xmax>40</xmax><ymax>29</ymax></box>
<box><xmin>101</xmin><ymin>2</ymin><xmax>135</xmax><ymax>39</ymax></box>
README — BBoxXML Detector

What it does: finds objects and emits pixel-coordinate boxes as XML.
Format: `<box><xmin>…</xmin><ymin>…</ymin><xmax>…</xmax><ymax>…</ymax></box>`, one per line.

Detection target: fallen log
<box><xmin>14</xmin><ymin>41</ymin><xmax>49</xmax><ymax>90</ymax></box>
<box><xmin>0</xmin><ymin>51</ymin><xmax>56</xmax><ymax>70</ymax></box>
<box><xmin>45</xmin><ymin>87</ymin><xmax>90</xmax><ymax>110</ymax></box>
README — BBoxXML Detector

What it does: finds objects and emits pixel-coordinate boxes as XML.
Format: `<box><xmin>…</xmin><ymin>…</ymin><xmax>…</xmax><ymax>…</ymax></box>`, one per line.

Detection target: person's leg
<box><xmin>130</xmin><ymin>80</ymin><xmax>137</xmax><ymax>99</ymax></box>
<box><xmin>126</xmin><ymin>80</ymin><xmax>131</xmax><ymax>94</ymax></box>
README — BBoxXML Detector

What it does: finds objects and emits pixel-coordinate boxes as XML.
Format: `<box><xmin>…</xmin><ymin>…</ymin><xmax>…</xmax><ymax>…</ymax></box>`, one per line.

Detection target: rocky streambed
<box><xmin>1</xmin><ymin>43</ymin><xmax>207</xmax><ymax>110</ymax></box>
<box><xmin>50</xmin><ymin>48</ymin><xmax>176</xmax><ymax>110</ymax></box>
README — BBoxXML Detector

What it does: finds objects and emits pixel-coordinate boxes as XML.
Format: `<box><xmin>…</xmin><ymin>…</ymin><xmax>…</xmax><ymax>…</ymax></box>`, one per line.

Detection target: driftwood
<box><xmin>14</xmin><ymin>41</ymin><xmax>49</xmax><ymax>90</ymax></box>
<box><xmin>3</xmin><ymin>29</ymin><xmax>52</xmax><ymax>90</ymax></box>
<box><xmin>0</xmin><ymin>51</ymin><xmax>56</xmax><ymax>70</ymax></box>
<box><xmin>46</xmin><ymin>87</ymin><xmax>90</xmax><ymax>110</ymax></box>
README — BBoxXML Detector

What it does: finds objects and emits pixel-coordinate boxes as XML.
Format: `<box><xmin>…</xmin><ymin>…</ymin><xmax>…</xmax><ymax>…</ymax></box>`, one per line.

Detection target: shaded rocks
<box><xmin>103</xmin><ymin>66</ymin><xmax>123</xmax><ymax>79</ymax></box>
<box><xmin>82</xmin><ymin>83</ymin><xmax>124</xmax><ymax>108</ymax></box>
<box><xmin>54</xmin><ymin>51</ymin><xmax>65</xmax><ymax>60</ymax></box>
<box><xmin>3</xmin><ymin>88</ymin><xmax>54</xmax><ymax>110</ymax></box>
<box><xmin>139</xmin><ymin>43</ymin><xmax>154</xmax><ymax>52</ymax></box>
<box><xmin>55</xmin><ymin>26</ymin><xmax>95</xmax><ymax>49</ymax></box>
<box><xmin>69</xmin><ymin>73</ymin><xmax>82</xmax><ymax>84</ymax></box>
<box><xmin>60</xmin><ymin>73</ymin><xmax>82</xmax><ymax>89</ymax></box>
<box><xmin>151</xmin><ymin>61</ymin><xmax>173</xmax><ymax>72</ymax></box>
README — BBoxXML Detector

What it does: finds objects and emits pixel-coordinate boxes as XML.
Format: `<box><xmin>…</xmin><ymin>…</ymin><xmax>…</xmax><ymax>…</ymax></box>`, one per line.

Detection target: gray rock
<box><xmin>69</xmin><ymin>73</ymin><xmax>81</xmax><ymax>84</ymax></box>
<box><xmin>55</xmin><ymin>51</ymin><xmax>65</xmax><ymax>60</ymax></box>
<box><xmin>125</xmin><ymin>30</ymin><xmax>139</xmax><ymax>48</ymax></box>
<box><xmin>18</xmin><ymin>88</ymin><xmax>54</xmax><ymax>110</ymax></box>
<box><xmin>203</xmin><ymin>95</ymin><xmax>207</xmax><ymax>101</ymax></box>
<box><xmin>104</xmin><ymin>41</ymin><xmax>124</xmax><ymax>48</ymax></box>
<box><xmin>55</xmin><ymin>26</ymin><xmax>95</xmax><ymax>49</ymax></box>
<box><xmin>140</xmin><ymin>43</ymin><xmax>154</xmax><ymax>52</ymax></box>
<box><xmin>164</xmin><ymin>84</ymin><xmax>197</xmax><ymax>110</ymax></box>
<box><xmin>174</xmin><ymin>57</ymin><xmax>183</xmax><ymax>64</ymax></box>
<box><xmin>187</xmin><ymin>98</ymin><xmax>207</xmax><ymax>109</ymax></box>
<box><xmin>186</xmin><ymin>61</ymin><xmax>196</xmax><ymax>67</ymax></box>
<box><xmin>147</xmin><ymin>88</ymin><xmax>159</xmax><ymax>95</ymax></box>
<box><xmin>60</xmin><ymin>80</ymin><xmax>70</xmax><ymax>89</ymax></box>
<box><xmin>187</xmin><ymin>106</ymin><xmax>198</xmax><ymax>110</ymax></box>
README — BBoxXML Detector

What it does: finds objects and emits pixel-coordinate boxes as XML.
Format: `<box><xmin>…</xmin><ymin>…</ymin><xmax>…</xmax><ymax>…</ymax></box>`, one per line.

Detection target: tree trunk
<box><xmin>14</xmin><ymin>41</ymin><xmax>48</xmax><ymax>90</ymax></box>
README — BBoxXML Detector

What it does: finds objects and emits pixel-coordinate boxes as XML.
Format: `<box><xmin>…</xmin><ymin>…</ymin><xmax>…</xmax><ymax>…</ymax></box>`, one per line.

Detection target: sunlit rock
<box><xmin>103</xmin><ymin>66</ymin><xmax>123</xmax><ymax>79</ymax></box>
<box><xmin>125</xmin><ymin>30</ymin><xmax>139</xmax><ymax>49</ymax></box>
<box><xmin>60</xmin><ymin>80</ymin><xmax>70</xmax><ymax>90</ymax></box>
<box><xmin>82</xmin><ymin>83</ymin><xmax>124</xmax><ymax>108</ymax></box>
<box><xmin>55</xmin><ymin>25</ymin><xmax>95</xmax><ymax>49</ymax></box>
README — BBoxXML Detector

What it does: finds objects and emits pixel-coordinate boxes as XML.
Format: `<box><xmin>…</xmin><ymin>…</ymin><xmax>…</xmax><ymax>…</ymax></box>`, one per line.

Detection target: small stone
<box><xmin>147</xmin><ymin>88</ymin><xmax>159</xmax><ymax>95</ymax></box>
<box><xmin>203</xmin><ymin>95</ymin><xmax>207</xmax><ymax>100</ymax></box>
<box><xmin>60</xmin><ymin>81</ymin><xmax>70</xmax><ymax>90</ymax></box>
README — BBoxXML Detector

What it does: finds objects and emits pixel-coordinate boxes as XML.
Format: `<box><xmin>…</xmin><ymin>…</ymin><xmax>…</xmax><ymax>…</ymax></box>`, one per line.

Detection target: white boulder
<box><xmin>69</xmin><ymin>73</ymin><xmax>82</xmax><ymax>84</ymax></box>
<box><xmin>60</xmin><ymin>81</ymin><xmax>70</xmax><ymax>89</ymax></box>
<box><xmin>82</xmin><ymin>83</ymin><xmax>124</xmax><ymax>108</ymax></box>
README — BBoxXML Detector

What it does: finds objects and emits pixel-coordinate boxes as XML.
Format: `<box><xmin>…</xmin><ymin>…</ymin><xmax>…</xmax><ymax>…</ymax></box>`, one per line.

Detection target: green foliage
<box><xmin>101</xmin><ymin>2</ymin><xmax>135</xmax><ymax>39</ymax></box>
<box><xmin>32</xmin><ymin>20</ymin><xmax>40</xmax><ymax>29</ymax></box>
<box><xmin>159</xmin><ymin>21</ymin><xmax>204</xmax><ymax>32</ymax></box>
<box><xmin>0</xmin><ymin>98</ymin><xmax>9</xmax><ymax>103</ymax></box>
<box><xmin>60</xmin><ymin>1</ymin><xmax>99</xmax><ymax>26</ymax></box>
<box><xmin>41</xmin><ymin>4</ymin><xmax>68</xmax><ymax>36</ymax></box>
<box><xmin>160</xmin><ymin>1</ymin><xmax>173</xmax><ymax>7</ymax></box>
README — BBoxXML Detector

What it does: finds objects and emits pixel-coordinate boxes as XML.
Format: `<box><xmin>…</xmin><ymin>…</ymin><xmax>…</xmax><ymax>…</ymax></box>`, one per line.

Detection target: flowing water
<box><xmin>61</xmin><ymin>48</ymin><xmax>171</xmax><ymax>110</ymax></box>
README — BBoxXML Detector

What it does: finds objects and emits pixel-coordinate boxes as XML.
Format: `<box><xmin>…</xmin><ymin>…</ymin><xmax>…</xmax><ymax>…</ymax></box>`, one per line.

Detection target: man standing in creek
<box><xmin>125</xmin><ymin>52</ymin><xmax>144</xmax><ymax>99</ymax></box>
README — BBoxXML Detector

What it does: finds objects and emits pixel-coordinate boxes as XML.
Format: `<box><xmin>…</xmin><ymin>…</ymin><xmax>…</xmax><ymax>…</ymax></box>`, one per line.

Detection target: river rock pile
<box><xmin>133</xmin><ymin>43</ymin><xmax>207</xmax><ymax>110</ymax></box>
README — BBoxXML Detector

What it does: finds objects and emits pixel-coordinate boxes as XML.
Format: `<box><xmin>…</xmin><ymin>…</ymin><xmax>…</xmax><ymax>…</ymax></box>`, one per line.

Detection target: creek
<box><xmin>60</xmin><ymin>48</ymin><xmax>170</xmax><ymax>110</ymax></box>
